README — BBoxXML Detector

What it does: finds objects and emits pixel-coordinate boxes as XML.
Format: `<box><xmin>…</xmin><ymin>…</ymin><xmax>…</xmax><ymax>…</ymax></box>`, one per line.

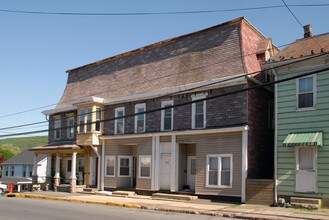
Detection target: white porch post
<box><xmin>32</xmin><ymin>153</ymin><xmax>38</xmax><ymax>184</ymax></box>
<box><xmin>154</xmin><ymin>136</ymin><xmax>160</xmax><ymax>191</ymax></box>
<box><xmin>54</xmin><ymin>153</ymin><xmax>61</xmax><ymax>191</ymax></box>
<box><xmin>170</xmin><ymin>135</ymin><xmax>178</xmax><ymax>192</ymax></box>
<box><xmin>241</xmin><ymin>128</ymin><xmax>248</xmax><ymax>203</ymax></box>
<box><xmin>45</xmin><ymin>154</ymin><xmax>52</xmax><ymax>191</ymax></box>
<box><xmin>70</xmin><ymin>152</ymin><xmax>77</xmax><ymax>193</ymax></box>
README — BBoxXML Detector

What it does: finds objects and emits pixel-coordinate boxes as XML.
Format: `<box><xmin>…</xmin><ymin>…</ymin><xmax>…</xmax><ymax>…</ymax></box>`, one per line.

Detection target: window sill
<box><xmin>105</xmin><ymin>175</ymin><xmax>115</xmax><ymax>178</ymax></box>
<box><xmin>205</xmin><ymin>185</ymin><xmax>232</xmax><ymax>189</ymax></box>
<box><xmin>296</xmin><ymin>107</ymin><xmax>316</xmax><ymax>112</ymax></box>
<box><xmin>118</xmin><ymin>175</ymin><xmax>131</xmax><ymax>178</ymax></box>
<box><xmin>138</xmin><ymin>176</ymin><xmax>151</xmax><ymax>179</ymax></box>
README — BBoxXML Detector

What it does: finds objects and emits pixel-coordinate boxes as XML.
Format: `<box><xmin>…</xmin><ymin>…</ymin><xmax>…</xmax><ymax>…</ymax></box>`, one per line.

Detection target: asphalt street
<box><xmin>0</xmin><ymin>197</ymin><xmax>236</xmax><ymax>220</ymax></box>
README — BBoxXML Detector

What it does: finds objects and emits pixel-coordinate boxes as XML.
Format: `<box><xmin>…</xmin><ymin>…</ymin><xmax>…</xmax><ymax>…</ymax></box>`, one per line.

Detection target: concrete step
<box><xmin>112</xmin><ymin>191</ymin><xmax>136</xmax><ymax>197</ymax></box>
<box><xmin>152</xmin><ymin>193</ymin><xmax>198</xmax><ymax>201</ymax></box>
<box><xmin>83</xmin><ymin>188</ymin><xmax>98</xmax><ymax>192</ymax></box>
<box><xmin>291</xmin><ymin>197</ymin><xmax>321</xmax><ymax>209</ymax></box>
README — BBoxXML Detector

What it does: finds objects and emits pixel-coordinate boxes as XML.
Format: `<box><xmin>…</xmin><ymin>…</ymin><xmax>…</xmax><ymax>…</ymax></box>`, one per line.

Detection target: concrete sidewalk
<box><xmin>6</xmin><ymin>191</ymin><xmax>329</xmax><ymax>220</ymax></box>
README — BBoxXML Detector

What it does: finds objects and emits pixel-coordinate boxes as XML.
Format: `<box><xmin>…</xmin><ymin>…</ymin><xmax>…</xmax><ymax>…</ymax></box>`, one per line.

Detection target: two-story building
<box><xmin>264</xmin><ymin>25</ymin><xmax>329</xmax><ymax>207</ymax></box>
<box><xmin>30</xmin><ymin>17</ymin><xmax>277</xmax><ymax>202</ymax></box>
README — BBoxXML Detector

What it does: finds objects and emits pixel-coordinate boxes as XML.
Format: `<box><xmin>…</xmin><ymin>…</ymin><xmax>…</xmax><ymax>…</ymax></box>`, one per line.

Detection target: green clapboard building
<box><xmin>264</xmin><ymin>25</ymin><xmax>329</xmax><ymax>207</ymax></box>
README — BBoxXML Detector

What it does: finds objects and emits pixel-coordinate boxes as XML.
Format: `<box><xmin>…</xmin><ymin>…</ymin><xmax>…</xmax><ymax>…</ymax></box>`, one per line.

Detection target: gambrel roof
<box><xmin>47</xmin><ymin>17</ymin><xmax>276</xmax><ymax>113</ymax></box>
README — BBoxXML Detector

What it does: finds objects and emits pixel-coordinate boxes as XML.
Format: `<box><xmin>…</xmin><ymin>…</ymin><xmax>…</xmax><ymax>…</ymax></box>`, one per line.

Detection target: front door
<box><xmin>90</xmin><ymin>157</ymin><xmax>97</xmax><ymax>187</ymax></box>
<box><xmin>160</xmin><ymin>154</ymin><xmax>171</xmax><ymax>190</ymax></box>
<box><xmin>296</xmin><ymin>147</ymin><xmax>317</xmax><ymax>193</ymax></box>
<box><xmin>187</xmin><ymin>156</ymin><xmax>196</xmax><ymax>190</ymax></box>
<box><xmin>66</xmin><ymin>158</ymin><xmax>72</xmax><ymax>183</ymax></box>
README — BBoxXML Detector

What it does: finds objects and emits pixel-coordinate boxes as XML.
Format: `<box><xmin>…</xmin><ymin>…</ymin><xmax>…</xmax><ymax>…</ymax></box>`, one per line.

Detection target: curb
<box><xmin>5</xmin><ymin>193</ymin><xmax>283</xmax><ymax>220</ymax></box>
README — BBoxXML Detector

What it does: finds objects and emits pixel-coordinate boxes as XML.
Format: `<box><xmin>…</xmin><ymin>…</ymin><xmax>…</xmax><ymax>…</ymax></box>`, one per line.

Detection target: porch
<box><xmin>29</xmin><ymin>144</ymin><xmax>100</xmax><ymax>193</ymax></box>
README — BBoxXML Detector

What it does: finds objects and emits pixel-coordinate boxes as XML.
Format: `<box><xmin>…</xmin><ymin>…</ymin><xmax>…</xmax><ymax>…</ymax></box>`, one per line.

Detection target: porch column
<box><xmin>32</xmin><ymin>153</ymin><xmax>38</xmax><ymax>184</ymax></box>
<box><xmin>154</xmin><ymin>135</ymin><xmax>160</xmax><ymax>191</ymax></box>
<box><xmin>54</xmin><ymin>154</ymin><xmax>61</xmax><ymax>192</ymax></box>
<box><xmin>170</xmin><ymin>135</ymin><xmax>179</xmax><ymax>192</ymax></box>
<box><xmin>45</xmin><ymin>154</ymin><xmax>52</xmax><ymax>191</ymax></box>
<box><xmin>70</xmin><ymin>152</ymin><xmax>77</xmax><ymax>193</ymax></box>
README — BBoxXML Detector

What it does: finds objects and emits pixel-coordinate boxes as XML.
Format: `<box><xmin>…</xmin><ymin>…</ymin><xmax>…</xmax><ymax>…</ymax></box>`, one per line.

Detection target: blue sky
<box><xmin>0</xmin><ymin>0</ymin><xmax>328</xmax><ymax>137</ymax></box>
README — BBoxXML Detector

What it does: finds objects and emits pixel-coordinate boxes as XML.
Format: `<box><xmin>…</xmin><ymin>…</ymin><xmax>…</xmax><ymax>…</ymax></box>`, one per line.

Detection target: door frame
<box><xmin>295</xmin><ymin>146</ymin><xmax>318</xmax><ymax>193</ymax></box>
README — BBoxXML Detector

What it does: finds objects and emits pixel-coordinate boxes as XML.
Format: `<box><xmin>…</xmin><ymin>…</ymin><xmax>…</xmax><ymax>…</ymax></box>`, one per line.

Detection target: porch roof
<box><xmin>29</xmin><ymin>144</ymin><xmax>83</xmax><ymax>152</ymax></box>
<box><xmin>282</xmin><ymin>132</ymin><xmax>323</xmax><ymax>147</ymax></box>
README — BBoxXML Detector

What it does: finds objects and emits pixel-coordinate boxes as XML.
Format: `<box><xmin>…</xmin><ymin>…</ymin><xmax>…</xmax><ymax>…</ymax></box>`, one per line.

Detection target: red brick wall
<box><xmin>240</xmin><ymin>22</ymin><xmax>263</xmax><ymax>74</ymax></box>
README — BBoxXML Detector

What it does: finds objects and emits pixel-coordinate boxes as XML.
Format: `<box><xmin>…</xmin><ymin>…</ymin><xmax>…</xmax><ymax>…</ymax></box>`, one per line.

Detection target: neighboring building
<box><xmin>30</xmin><ymin>17</ymin><xmax>277</xmax><ymax>202</ymax></box>
<box><xmin>1</xmin><ymin>150</ymin><xmax>47</xmax><ymax>191</ymax></box>
<box><xmin>264</xmin><ymin>25</ymin><xmax>329</xmax><ymax>206</ymax></box>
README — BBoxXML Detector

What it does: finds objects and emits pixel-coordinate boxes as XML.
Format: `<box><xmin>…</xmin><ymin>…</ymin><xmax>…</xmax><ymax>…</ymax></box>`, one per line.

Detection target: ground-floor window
<box><xmin>139</xmin><ymin>155</ymin><xmax>151</xmax><ymax>178</ymax></box>
<box><xmin>105</xmin><ymin>156</ymin><xmax>115</xmax><ymax>177</ymax></box>
<box><xmin>206</xmin><ymin>154</ymin><xmax>232</xmax><ymax>188</ymax></box>
<box><xmin>118</xmin><ymin>156</ymin><xmax>132</xmax><ymax>177</ymax></box>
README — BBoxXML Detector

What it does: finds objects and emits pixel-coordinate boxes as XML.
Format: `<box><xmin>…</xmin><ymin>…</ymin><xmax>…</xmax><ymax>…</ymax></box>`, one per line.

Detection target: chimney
<box><xmin>303</xmin><ymin>24</ymin><xmax>312</xmax><ymax>38</ymax></box>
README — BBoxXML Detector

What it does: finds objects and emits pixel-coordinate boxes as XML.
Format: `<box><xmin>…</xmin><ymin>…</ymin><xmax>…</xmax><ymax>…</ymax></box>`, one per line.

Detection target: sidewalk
<box><xmin>6</xmin><ymin>191</ymin><xmax>329</xmax><ymax>220</ymax></box>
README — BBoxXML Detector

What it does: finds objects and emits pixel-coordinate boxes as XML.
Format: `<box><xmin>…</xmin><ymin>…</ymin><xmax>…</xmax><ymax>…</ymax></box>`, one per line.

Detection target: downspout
<box><xmin>273</xmin><ymin>68</ymin><xmax>278</xmax><ymax>205</ymax></box>
<box><xmin>101</xmin><ymin>140</ymin><xmax>105</xmax><ymax>191</ymax></box>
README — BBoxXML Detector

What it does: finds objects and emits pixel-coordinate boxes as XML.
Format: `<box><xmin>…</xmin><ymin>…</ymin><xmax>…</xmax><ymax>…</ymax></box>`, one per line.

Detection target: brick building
<box><xmin>30</xmin><ymin>17</ymin><xmax>277</xmax><ymax>202</ymax></box>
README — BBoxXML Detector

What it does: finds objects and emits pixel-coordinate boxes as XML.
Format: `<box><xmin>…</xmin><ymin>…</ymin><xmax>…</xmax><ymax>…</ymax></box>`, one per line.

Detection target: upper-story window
<box><xmin>95</xmin><ymin>108</ymin><xmax>102</xmax><ymax>132</ymax></box>
<box><xmin>54</xmin><ymin>118</ymin><xmax>61</xmax><ymax>140</ymax></box>
<box><xmin>79</xmin><ymin>108</ymin><xmax>85</xmax><ymax>133</ymax></box>
<box><xmin>67</xmin><ymin>116</ymin><xmax>75</xmax><ymax>139</ymax></box>
<box><xmin>115</xmin><ymin>107</ymin><xmax>125</xmax><ymax>135</ymax></box>
<box><xmin>297</xmin><ymin>75</ymin><xmax>316</xmax><ymax>110</ymax></box>
<box><xmin>161</xmin><ymin>100</ymin><xmax>173</xmax><ymax>131</ymax></box>
<box><xmin>135</xmin><ymin>103</ymin><xmax>146</xmax><ymax>133</ymax></box>
<box><xmin>86</xmin><ymin>107</ymin><xmax>92</xmax><ymax>132</ymax></box>
<box><xmin>192</xmin><ymin>94</ymin><xmax>207</xmax><ymax>129</ymax></box>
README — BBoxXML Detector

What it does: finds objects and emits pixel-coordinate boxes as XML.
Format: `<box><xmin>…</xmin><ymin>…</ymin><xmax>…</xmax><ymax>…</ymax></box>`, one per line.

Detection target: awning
<box><xmin>283</xmin><ymin>132</ymin><xmax>323</xmax><ymax>147</ymax></box>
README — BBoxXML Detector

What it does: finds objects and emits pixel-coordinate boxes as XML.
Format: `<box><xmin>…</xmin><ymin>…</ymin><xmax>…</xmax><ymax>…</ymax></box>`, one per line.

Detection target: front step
<box><xmin>112</xmin><ymin>191</ymin><xmax>136</xmax><ymax>197</ymax></box>
<box><xmin>290</xmin><ymin>197</ymin><xmax>321</xmax><ymax>209</ymax></box>
<box><xmin>83</xmin><ymin>188</ymin><xmax>98</xmax><ymax>193</ymax></box>
<box><xmin>152</xmin><ymin>193</ymin><xmax>198</xmax><ymax>201</ymax></box>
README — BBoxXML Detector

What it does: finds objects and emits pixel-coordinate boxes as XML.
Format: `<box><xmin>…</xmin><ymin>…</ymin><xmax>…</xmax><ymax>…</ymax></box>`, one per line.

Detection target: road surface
<box><xmin>0</xmin><ymin>197</ymin><xmax>236</xmax><ymax>220</ymax></box>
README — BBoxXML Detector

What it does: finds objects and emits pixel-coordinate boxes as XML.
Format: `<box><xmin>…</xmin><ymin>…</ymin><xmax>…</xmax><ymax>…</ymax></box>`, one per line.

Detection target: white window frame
<box><xmin>138</xmin><ymin>155</ymin><xmax>151</xmax><ymax>179</ymax></box>
<box><xmin>86</xmin><ymin>107</ymin><xmax>93</xmax><ymax>132</ymax></box>
<box><xmin>115</xmin><ymin>107</ymin><xmax>125</xmax><ymax>135</ymax></box>
<box><xmin>192</xmin><ymin>94</ymin><xmax>207</xmax><ymax>129</ymax></box>
<box><xmin>161</xmin><ymin>100</ymin><xmax>174</xmax><ymax>131</ymax></box>
<box><xmin>296</xmin><ymin>74</ymin><xmax>316</xmax><ymax>111</ymax></box>
<box><xmin>118</xmin><ymin>156</ymin><xmax>132</xmax><ymax>177</ymax></box>
<box><xmin>95</xmin><ymin>107</ymin><xmax>102</xmax><ymax>132</ymax></box>
<box><xmin>67</xmin><ymin>116</ymin><xmax>75</xmax><ymax>139</ymax></box>
<box><xmin>54</xmin><ymin>118</ymin><xmax>61</xmax><ymax>140</ymax></box>
<box><xmin>134</xmin><ymin>103</ymin><xmax>146</xmax><ymax>133</ymax></box>
<box><xmin>206</xmin><ymin>154</ymin><xmax>233</xmax><ymax>188</ymax></box>
<box><xmin>105</xmin><ymin>156</ymin><xmax>115</xmax><ymax>177</ymax></box>
<box><xmin>78</xmin><ymin>108</ymin><xmax>85</xmax><ymax>133</ymax></box>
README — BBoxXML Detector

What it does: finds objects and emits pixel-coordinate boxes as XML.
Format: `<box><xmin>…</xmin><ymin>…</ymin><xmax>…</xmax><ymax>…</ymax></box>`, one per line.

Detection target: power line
<box><xmin>1</xmin><ymin>4</ymin><xmax>329</xmax><ymax>16</ymax></box>
<box><xmin>0</xmin><ymin>43</ymin><xmax>290</xmax><ymax>120</ymax></box>
<box><xmin>1</xmin><ymin>60</ymin><xmax>328</xmax><ymax>139</ymax></box>
<box><xmin>281</xmin><ymin>0</ymin><xmax>323</xmax><ymax>50</ymax></box>
<box><xmin>0</xmin><ymin>50</ymin><xmax>327</xmax><ymax>133</ymax></box>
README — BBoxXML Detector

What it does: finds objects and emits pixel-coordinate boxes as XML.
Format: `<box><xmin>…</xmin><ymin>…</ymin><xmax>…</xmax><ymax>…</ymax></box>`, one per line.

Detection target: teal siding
<box><xmin>277</xmin><ymin>67</ymin><xmax>329</xmax><ymax>199</ymax></box>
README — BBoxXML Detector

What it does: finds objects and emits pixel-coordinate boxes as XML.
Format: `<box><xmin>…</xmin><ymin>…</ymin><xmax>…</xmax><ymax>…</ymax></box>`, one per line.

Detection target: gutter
<box><xmin>246</xmin><ymin>75</ymin><xmax>273</xmax><ymax>93</ymax></box>
<box><xmin>273</xmin><ymin>68</ymin><xmax>278</xmax><ymax>205</ymax></box>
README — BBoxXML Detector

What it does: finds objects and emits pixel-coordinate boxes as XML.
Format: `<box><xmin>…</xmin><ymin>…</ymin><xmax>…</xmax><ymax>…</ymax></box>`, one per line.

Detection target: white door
<box><xmin>296</xmin><ymin>147</ymin><xmax>317</xmax><ymax>193</ymax></box>
<box><xmin>90</xmin><ymin>157</ymin><xmax>97</xmax><ymax>186</ymax></box>
<box><xmin>187</xmin><ymin>156</ymin><xmax>196</xmax><ymax>190</ymax></box>
<box><xmin>160</xmin><ymin>154</ymin><xmax>171</xmax><ymax>190</ymax></box>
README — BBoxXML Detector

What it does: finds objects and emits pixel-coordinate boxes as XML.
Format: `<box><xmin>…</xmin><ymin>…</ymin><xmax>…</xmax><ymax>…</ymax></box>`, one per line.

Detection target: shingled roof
<box><xmin>267</xmin><ymin>33</ymin><xmax>329</xmax><ymax>63</ymax></box>
<box><xmin>2</xmin><ymin>149</ymin><xmax>46</xmax><ymax>165</ymax></box>
<box><xmin>52</xmin><ymin>17</ymin><xmax>276</xmax><ymax>111</ymax></box>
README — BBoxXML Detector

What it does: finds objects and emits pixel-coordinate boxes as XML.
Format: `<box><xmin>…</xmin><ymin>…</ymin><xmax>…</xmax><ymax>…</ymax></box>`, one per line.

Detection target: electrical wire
<box><xmin>1</xmin><ymin>4</ymin><xmax>329</xmax><ymax>16</ymax></box>
<box><xmin>0</xmin><ymin>49</ymin><xmax>326</xmax><ymax>133</ymax></box>
<box><xmin>0</xmin><ymin>59</ymin><xmax>328</xmax><ymax>138</ymax></box>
